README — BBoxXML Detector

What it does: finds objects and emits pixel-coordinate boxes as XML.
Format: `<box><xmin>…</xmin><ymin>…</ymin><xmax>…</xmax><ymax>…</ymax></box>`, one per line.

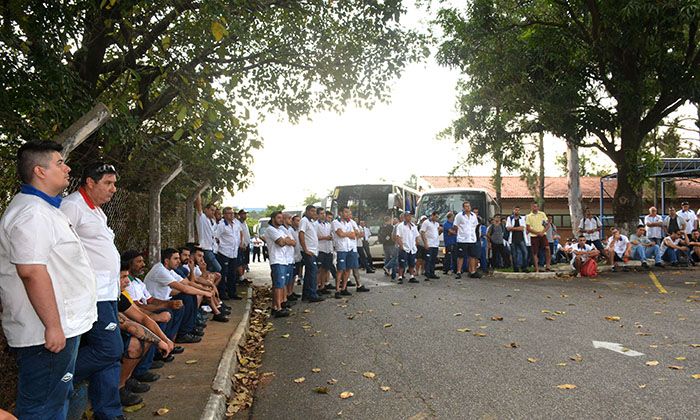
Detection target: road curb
<box><xmin>200</xmin><ymin>286</ymin><xmax>253</xmax><ymax>420</ymax></box>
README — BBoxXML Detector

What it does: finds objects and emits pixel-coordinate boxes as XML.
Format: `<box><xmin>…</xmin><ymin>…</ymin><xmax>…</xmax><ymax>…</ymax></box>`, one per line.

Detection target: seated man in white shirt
<box><xmin>659</xmin><ymin>231</ymin><xmax>690</xmax><ymax>266</ymax></box>
<box><xmin>606</xmin><ymin>227</ymin><xmax>632</xmax><ymax>272</ymax></box>
<box><xmin>571</xmin><ymin>235</ymin><xmax>600</xmax><ymax>276</ymax></box>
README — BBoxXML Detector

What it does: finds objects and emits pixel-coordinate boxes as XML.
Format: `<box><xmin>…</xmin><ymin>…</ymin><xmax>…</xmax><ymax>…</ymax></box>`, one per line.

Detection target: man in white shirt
<box><xmin>61</xmin><ymin>161</ymin><xmax>125</xmax><ymax>416</ymax></box>
<box><xmin>578</xmin><ymin>208</ymin><xmax>604</xmax><ymax>252</ymax></box>
<box><xmin>214</xmin><ymin>207</ymin><xmax>243</xmax><ymax>300</ymax></box>
<box><xmin>299</xmin><ymin>205</ymin><xmax>325</xmax><ymax>302</ymax></box>
<box><xmin>265</xmin><ymin>211</ymin><xmax>294</xmax><ymax>317</ymax></box>
<box><xmin>359</xmin><ymin>220</ymin><xmax>375</xmax><ymax>273</ymax></box>
<box><xmin>0</xmin><ymin>141</ymin><xmax>97</xmax><ymax>418</ymax></box>
<box><xmin>571</xmin><ymin>235</ymin><xmax>600</xmax><ymax>276</ymax></box>
<box><xmin>315</xmin><ymin>208</ymin><xmax>334</xmax><ymax>294</ymax></box>
<box><xmin>396</xmin><ymin>212</ymin><xmax>420</xmax><ymax>283</ymax></box>
<box><xmin>420</xmin><ymin>211</ymin><xmax>442</xmax><ymax>280</ymax></box>
<box><xmin>251</xmin><ymin>234</ymin><xmax>264</xmax><ymax>262</ymax></box>
<box><xmin>195</xmin><ymin>192</ymin><xmax>222</xmax><ymax>273</ymax></box>
<box><xmin>236</xmin><ymin>209</ymin><xmax>252</xmax><ymax>284</ymax></box>
<box><xmin>644</xmin><ymin>206</ymin><xmax>664</xmax><ymax>244</ymax></box>
<box><xmin>606</xmin><ymin>227</ymin><xmax>632</xmax><ymax>272</ymax></box>
<box><xmin>659</xmin><ymin>231</ymin><xmax>690</xmax><ymax>266</ymax></box>
<box><xmin>452</xmin><ymin>201</ymin><xmax>482</xmax><ymax>279</ymax></box>
<box><xmin>506</xmin><ymin>206</ymin><xmax>529</xmax><ymax>273</ymax></box>
<box><xmin>678</xmin><ymin>202</ymin><xmax>697</xmax><ymax>236</ymax></box>
<box><xmin>331</xmin><ymin>207</ymin><xmax>357</xmax><ymax>298</ymax></box>
<box><xmin>348</xmin><ymin>213</ymin><xmax>370</xmax><ymax>292</ymax></box>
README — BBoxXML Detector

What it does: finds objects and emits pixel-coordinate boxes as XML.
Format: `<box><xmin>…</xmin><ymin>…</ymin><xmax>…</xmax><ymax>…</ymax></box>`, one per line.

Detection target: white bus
<box><xmin>327</xmin><ymin>183</ymin><xmax>421</xmax><ymax>259</ymax></box>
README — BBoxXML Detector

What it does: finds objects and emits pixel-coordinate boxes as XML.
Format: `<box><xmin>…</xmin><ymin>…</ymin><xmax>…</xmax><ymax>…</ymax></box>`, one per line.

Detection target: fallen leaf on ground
<box><xmin>302</xmin><ymin>325</ymin><xmax>312</xmax><ymax>329</ymax></box>
<box><xmin>541</xmin><ymin>310</ymin><xmax>551</xmax><ymax>314</ymax></box>
<box><xmin>363</xmin><ymin>372</ymin><xmax>376</xmax><ymax>379</ymax></box>
<box><xmin>545</xmin><ymin>316</ymin><xmax>556</xmax><ymax>321</ymax></box>
<box><xmin>155</xmin><ymin>408</ymin><xmax>170</xmax><ymax>416</ymax></box>
<box><xmin>294</xmin><ymin>377</ymin><xmax>306</xmax><ymax>383</ymax></box>
<box><xmin>653</xmin><ymin>311</ymin><xmax>662</xmax><ymax>315</ymax></box>
<box><xmin>392</xmin><ymin>302</ymin><xmax>400</xmax><ymax>306</ymax></box>
<box><xmin>570</xmin><ymin>354</ymin><xmax>583</xmax><ymax>362</ymax></box>
<box><xmin>691</xmin><ymin>344</ymin><xmax>700</xmax><ymax>348</ymax></box>
<box><xmin>312</xmin><ymin>368</ymin><xmax>321</xmax><ymax>373</ymax></box>
<box><xmin>383</xmin><ymin>323</ymin><xmax>392</xmax><ymax>328</ymax></box>
<box><xmin>456</xmin><ymin>328</ymin><xmax>471</xmax><ymax>333</ymax></box>
<box><xmin>167</xmin><ymin>375</ymin><xmax>175</xmax><ymax>379</ymax></box>
<box><xmin>380</xmin><ymin>386</ymin><xmax>391</xmax><ymax>392</ymax></box>
<box><xmin>303</xmin><ymin>309</ymin><xmax>311</xmax><ymax>313</ymax></box>
<box><xmin>639</xmin><ymin>384</ymin><xmax>647</xmax><ymax>389</ymax></box>
<box><xmin>691</xmin><ymin>374</ymin><xmax>700</xmax><ymax>379</ymax></box>
<box><xmin>605</xmin><ymin>316</ymin><xmax>621</xmax><ymax>321</ymax></box>
<box><xmin>505</xmin><ymin>342</ymin><xmax>518</xmax><ymax>348</ymax></box>
<box><xmin>473</xmin><ymin>332</ymin><xmax>487</xmax><ymax>337</ymax></box>
<box><xmin>262</xmin><ymin>372</ymin><xmax>275</xmax><ymax>377</ymax></box>
<box><xmin>675</xmin><ymin>357</ymin><xmax>686</xmax><ymax>361</ymax></box>
<box><xmin>347</xmin><ymin>315</ymin><xmax>355</xmax><ymax>320</ymax></box>
<box><xmin>453</xmin><ymin>312</ymin><xmax>463</xmax><ymax>317</ymax></box>
<box><xmin>556</xmin><ymin>384</ymin><xmax>577</xmax><ymax>390</ymax></box>
<box><xmin>328</xmin><ymin>379</ymin><xmax>338</xmax><ymax>385</ymax></box>
<box><xmin>123</xmin><ymin>403</ymin><xmax>145</xmax><ymax>413</ymax></box>
<box><xmin>517</xmin><ymin>318</ymin><xmax>527</xmax><ymax>322</ymax></box>
<box><xmin>339</xmin><ymin>391</ymin><xmax>354</xmax><ymax>399</ymax></box>
<box><xmin>313</xmin><ymin>387</ymin><xmax>329</xmax><ymax>394</ymax></box>
<box><xmin>527</xmin><ymin>358</ymin><xmax>538</xmax><ymax>363</ymax></box>
<box><xmin>185</xmin><ymin>359</ymin><xmax>198</xmax><ymax>364</ymax></box>
<box><xmin>668</xmin><ymin>365</ymin><xmax>684</xmax><ymax>370</ymax></box>
<box><xmin>491</xmin><ymin>316</ymin><xmax>504</xmax><ymax>321</ymax></box>
<box><xmin>636</xmin><ymin>332</ymin><xmax>652</xmax><ymax>336</ymax></box>
<box><xmin>557</xmin><ymin>363</ymin><xmax>567</xmax><ymax>367</ymax></box>
<box><xmin>646</xmin><ymin>361</ymin><xmax>659</xmax><ymax>366</ymax></box>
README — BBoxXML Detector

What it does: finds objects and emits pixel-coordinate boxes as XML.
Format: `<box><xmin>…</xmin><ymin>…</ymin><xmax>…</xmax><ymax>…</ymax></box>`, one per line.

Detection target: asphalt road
<box><xmin>245</xmin><ymin>262</ymin><xmax>699</xmax><ymax>419</ymax></box>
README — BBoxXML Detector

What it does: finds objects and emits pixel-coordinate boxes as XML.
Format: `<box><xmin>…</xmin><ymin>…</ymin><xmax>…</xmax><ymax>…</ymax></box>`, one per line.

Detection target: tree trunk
<box><xmin>566</xmin><ymin>140</ymin><xmax>584</xmax><ymax>236</ymax></box>
<box><xmin>186</xmin><ymin>181</ymin><xmax>210</xmax><ymax>242</ymax></box>
<box><xmin>148</xmin><ymin>161</ymin><xmax>183</xmax><ymax>266</ymax></box>
<box><xmin>53</xmin><ymin>102</ymin><xmax>110</xmax><ymax>160</ymax></box>
<box><xmin>613</xmin><ymin>129</ymin><xmax>644</xmax><ymax>235</ymax></box>
<box><xmin>538</xmin><ymin>132</ymin><xmax>545</xmax><ymax>210</ymax></box>
<box><xmin>493</xmin><ymin>156</ymin><xmax>503</xmax><ymax>209</ymax></box>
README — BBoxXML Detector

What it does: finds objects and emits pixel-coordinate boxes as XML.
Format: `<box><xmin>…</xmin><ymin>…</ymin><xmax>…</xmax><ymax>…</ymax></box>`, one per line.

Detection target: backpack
<box><xmin>580</xmin><ymin>258</ymin><xmax>598</xmax><ymax>277</ymax></box>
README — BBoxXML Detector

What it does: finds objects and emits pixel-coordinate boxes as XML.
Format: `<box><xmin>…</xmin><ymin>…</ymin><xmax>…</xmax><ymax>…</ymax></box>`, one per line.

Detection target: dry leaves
<box><xmin>675</xmin><ymin>357</ymin><xmax>686</xmax><ymax>361</ymax></box>
<box><xmin>166</xmin><ymin>375</ymin><xmax>175</xmax><ymax>379</ymax></box>
<box><xmin>604</xmin><ymin>316</ymin><xmax>621</xmax><ymax>322</ymax></box>
<box><xmin>383</xmin><ymin>323</ymin><xmax>393</xmax><ymax>328</ymax></box>
<box><xmin>527</xmin><ymin>358</ymin><xmax>538</xmax><ymax>363</ymax></box>
<box><xmin>312</xmin><ymin>368</ymin><xmax>321</xmax><ymax>373</ymax></box>
<box><xmin>362</xmin><ymin>372</ymin><xmax>376</xmax><ymax>379</ymax></box>
<box><xmin>328</xmin><ymin>379</ymin><xmax>338</xmax><ymax>385</ymax></box>
<box><xmin>645</xmin><ymin>361</ymin><xmax>659</xmax><ymax>366</ymax></box>
<box><xmin>473</xmin><ymin>332</ymin><xmax>487</xmax><ymax>337</ymax></box>
<box><xmin>544</xmin><ymin>316</ymin><xmax>556</xmax><ymax>321</ymax></box>
<box><xmin>313</xmin><ymin>387</ymin><xmax>329</xmax><ymax>394</ymax></box>
<box><xmin>505</xmin><ymin>342</ymin><xmax>518</xmax><ymax>349</ymax></box>
<box><xmin>281</xmin><ymin>333</ymin><xmax>290</xmax><ymax>338</ymax></box>
<box><xmin>453</xmin><ymin>312</ymin><xmax>463</xmax><ymax>317</ymax></box>
<box><xmin>691</xmin><ymin>344</ymin><xmax>700</xmax><ymax>348</ymax></box>
<box><xmin>185</xmin><ymin>359</ymin><xmax>198</xmax><ymax>364</ymax></box>
<box><xmin>155</xmin><ymin>408</ymin><xmax>170</xmax><ymax>416</ymax></box>
<box><xmin>380</xmin><ymin>386</ymin><xmax>391</xmax><ymax>392</ymax></box>
<box><xmin>668</xmin><ymin>365</ymin><xmax>684</xmax><ymax>370</ymax></box>
<box><xmin>294</xmin><ymin>377</ymin><xmax>306</xmax><ymax>383</ymax></box>
<box><xmin>691</xmin><ymin>374</ymin><xmax>700</xmax><ymax>379</ymax></box>
<box><xmin>491</xmin><ymin>316</ymin><xmax>504</xmax><ymax>321</ymax></box>
<box><xmin>569</xmin><ymin>354</ymin><xmax>583</xmax><ymax>362</ymax></box>
<box><xmin>556</xmin><ymin>384</ymin><xmax>577</xmax><ymax>390</ymax></box>
<box><xmin>339</xmin><ymin>391</ymin><xmax>354</xmax><ymax>399</ymax></box>
<box><xmin>123</xmin><ymin>403</ymin><xmax>145</xmax><ymax>413</ymax></box>
<box><xmin>456</xmin><ymin>328</ymin><xmax>471</xmax><ymax>333</ymax></box>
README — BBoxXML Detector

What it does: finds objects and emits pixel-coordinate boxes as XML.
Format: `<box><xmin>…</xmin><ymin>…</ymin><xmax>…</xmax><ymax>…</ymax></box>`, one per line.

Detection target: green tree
<box><xmin>265</xmin><ymin>204</ymin><xmax>285</xmax><ymax>215</ymax></box>
<box><xmin>303</xmin><ymin>193</ymin><xmax>322</xmax><ymax>206</ymax></box>
<box><xmin>555</xmin><ymin>150</ymin><xmax>612</xmax><ymax>177</ymax></box>
<box><xmin>435</xmin><ymin>0</ymin><xmax>700</xmax><ymax>230</ymax></box>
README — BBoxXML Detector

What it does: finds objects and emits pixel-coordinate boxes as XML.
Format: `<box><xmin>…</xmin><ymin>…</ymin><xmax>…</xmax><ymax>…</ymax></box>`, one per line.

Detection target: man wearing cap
<box><xmin>61</xmin><ymin>161</ymin><xmax>124</xmax><ymax>419</ymax></box>
<box><xmin>0</xmin><ymin>141</ymin><xmax>97</xmax><ymax>419</ymax></box>
<box><xmin>678</xmin><ymin>202</ymin><xmax>697</xmax><ymax>237</ymax></box>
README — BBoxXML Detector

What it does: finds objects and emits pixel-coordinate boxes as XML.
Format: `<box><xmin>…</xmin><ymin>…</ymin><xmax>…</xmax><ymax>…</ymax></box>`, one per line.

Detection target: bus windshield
<box><xmin>417</xmin><ymin>191</ymin><xmax>488</xmax><ymax>221</ymax></box>
<box><xmin>335</xmin><ymin>184</ymin><xmax>392</xmax><ymax>233</ymax></box>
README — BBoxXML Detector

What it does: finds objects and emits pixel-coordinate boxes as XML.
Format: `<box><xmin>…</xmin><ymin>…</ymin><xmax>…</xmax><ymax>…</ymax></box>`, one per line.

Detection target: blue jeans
<box><xmin>133</xmin><ymin>308</ymin><xmax>183</xmax><ymax>376</ymax></box>
<box><xmin>302</xmin><ymin>253</ymin><xmax>319</xmax><ymax>298</ymax></box>
<box><xmin>662</xmin><ymin>247</ymin><xmax>686</xmax><ymax>263</ymax></box>
<box><xmin>383</xmin><ymin>245</ymin><xmax>397</xmax><ymax>274</ymax></box>
<box><xmin>425</xmin><ymin>247</ymin><xmax>438</xmax><ymax>276</ymax></box>
<box><xmin>216</xmin><ymin>252</ymin><xmax>238</xmax><ymax>298</ymax></box>
<box><xmin>14</xmin><ymin>336</ymin><xmax>80</xmax><ymax>420</ymax></box>
<box><xmin>73</xmin><ymin>301</ymin><xmax>123</xmax><ymax>420</ymax></box>
<box><xmin>633</xmin><ymin>245</ymin><xmax>661</xmax><ymax>264</ymax></box>
<box><xmin>172</xmin><ymin>293</ymin><xmax>197</xmax><ymax>336</ymax></box>
<box><xmin>511</xmin><ymin>241</ymin><xmax>528</xmax><ymax>270</ymax></box>
<box><xmin>204</xmin><ymin>249</ymin><xmax>222</xmax><ymax>273</ymax></box>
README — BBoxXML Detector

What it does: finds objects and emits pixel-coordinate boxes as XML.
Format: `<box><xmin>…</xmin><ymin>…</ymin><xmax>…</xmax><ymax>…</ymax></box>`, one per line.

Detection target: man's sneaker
<box><xmin>611</xmin><ymin>266</ymin><xmax>617</xmax><ymax>272</ymax></box>
<box><xmin>641</xmin><ymin>261</ymin><xmax>649</xmax><ymax>268</ymax></box>
<box><xmin>120</xmin><ymin>387</ymin><xmax>143</xmax><ymax>406</ymax></box>
<box><xmin>171</xmin><ymin>346</ymin><xmax>185</xmax><ymax>355</ymax></box>
<box><xmin>282</xmin><ymin>301</ymin><xmax>296</xmax><ymax>308</ymax></box>
<box><xmin>340</xmin><ymin>289</ymin><xmax>352</xmax><ymax>296</ymax></box>
<box><xmin>334</xmin><ymin>292</ymin><xmax>342</xmax><ymax>299</ymax></box>
<box><xmin>470</xmin><ymin>271</ymin><xmax>483</xmax><ymax>279</ymax></box>
<box><xmin>149</xmin><ymin>360</ymin><xmax>165</xmax><ymax>370</ymax></box>
<box><xmin>319</xmin><ymin>288</ymin><xmax>331</xmax><ymax>295</ymax></box>
<box><xmin>154</xmin><ymin>353</ymin><xmax>175</xmax><ymax>363</ymax></box>
<box><xmin>288</xmin><ymin>294</ymin><xmax>299</xmax><ymax>301</ymax></box>
<box><xmin>212</xmin><ymin>313</ymin><xmax>230</xmax><ymax>322</ymax></box>
<box><xmin>325</xmin><ymin>284</ymin><xmax>335</xmax><ymax>290</ymax></box>
<box><xmin>192</xmin><ymin>328</ymin><xmax>205</xmax><ymax>337</ymax></box>
<box><xmin>408</xmin><ymin>277</ymin><xmax>419</xmax><ymax>283</ymax></box>
<box><xmin>424</xmin><ymin>276</ymin><xmax>431</xmax><ymax>282</ymax></box>
<box><xmin>292</xmin><ymin>292</ymin><xmax>302</xmax><ymax>298</ymax></box>
<box><xmin>356</xmin><ymin>285</ymin><xmax>370</xmax><ymax>292</ymax></box>
<box><xmin>622</xmin><ymin>266</ymin><xmax>630</xmax><ymax>272</ymax></box>
<box><xmin>307</xmin><ymin>296</ymin><xmax>325</xmax><ymax>302</ymax></box>
<box><xmin>397</xmin><ymin>277</ymin><xmax>404</xmax><ymax>284</ymax></box>
<box><xmin>126</xmin><ymin>378</ymin><xmax>150</xmax><ymax>394</ymax></box>
<box><xmin>346</xmin><ymin>281</ymin><xmax>356</xmax><ymax>287</ymax></box>
<box><xmin>455</xmin><ymin>273</ymin><xmax>462</xmax><ymax>279</ymax></box>
<box><xmin>133</xmin><ymin>371</ymin><xmax>160</xmax><ymax>383</ymax></box>
<box><xmin>272</xmin><ymin>308</ymin><xmax>290</xmax><ymax>318</ymax></box>
<box><xmin>429</xmin><ymin>275</ymin><xmax>440</xmax><ymax>279</ymax></box>
<box><xmin>655</xmin><ymin>262</ymin><xmax>665</xmax><ymax>268</ymax></box>
<box><xmin>175</xmin><ymin>334</ymin><xmax>202</xmax><ymax>344</ymax></box>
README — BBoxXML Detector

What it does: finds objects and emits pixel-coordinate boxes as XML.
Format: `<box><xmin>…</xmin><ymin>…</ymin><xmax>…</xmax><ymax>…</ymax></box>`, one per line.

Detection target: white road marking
<box><xmin>592</xmin><ymin>341</ymin><xmax>644</xmax><ymax>357</ymax></box>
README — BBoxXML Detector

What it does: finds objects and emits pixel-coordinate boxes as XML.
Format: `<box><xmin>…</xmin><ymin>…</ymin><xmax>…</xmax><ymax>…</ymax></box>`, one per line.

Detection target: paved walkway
<box><xmin>126</xmin><ymin>289</ymin><xmax>249</xmax><ymax>419</ymax></box>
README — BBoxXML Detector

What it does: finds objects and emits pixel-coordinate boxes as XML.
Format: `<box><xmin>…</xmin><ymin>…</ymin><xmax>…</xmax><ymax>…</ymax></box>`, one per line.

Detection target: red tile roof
<box><xmin>420</xmin><ymin>176</ymin><xmax>700</xmax><ymax>199</ymax></box>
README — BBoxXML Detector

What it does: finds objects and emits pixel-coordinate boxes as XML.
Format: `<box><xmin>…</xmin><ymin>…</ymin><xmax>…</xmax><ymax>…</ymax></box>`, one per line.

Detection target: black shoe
<box><xmin>149</xmin><ymin>360</ymin><xmax>165</xmax><ymax>370</ymax></box>
<box><xmin>288</xmin><ymin>294</ymin><xmax>299</xmax><ymax>301</ymax></box>
<box><xmin>622</xmin><ymin>266</ymin><xmax>629</xmax><ymax>272</ymax></box>
<box><xmin>641</xmin><ymin>261</ymin><xmax>649</xmax><ymax>268</ymax></box>
<box><xmin>325</xmin><ymin>284</ymin><xmax>335</xmax><ymax>290</ymax></box>
<box><xmin>334</xmin><ymin>292</ymin><xmax>342</xmax><ymax>299</ymax></box>
<box><xmin>424</xmin><ymin>276</ymin><xmax>431</xmax><ymax>282</ymax></box>
<box><xmin>175</xmin><ymin>334</ymin><xmax>202</xmax><ymax>344</ymax></box>
<box><xmin>655</xmin><ymin>262</ymin><xmax>665</xmax><ymax>268</ymax></box>
<box><xmin>455</xmin><ymin>273</ymin><xmax>462</xmax><ymax>279</ymax></box>
<box><xmin>429</xmin><ymin>275</ymin><xmax>440</xmax><ymax>279</ymax></box>
<box><xmin>220</xmin><ymin>307</ymin><xmax>232</xmax><ymax>315</ymax></box>
<box><xmin>212</xmin><ymin>313</ymin><xmax>230</xmax><ymax>322</ymax></box>
<box><xmin>282</xmin><ymin>301</ymin><xmax>296</xmax><ymax>308</ymax></box>
<box><xmin>126</xmin><ymin>378</ymin><xmax>150</xmax><ymax>394</ymax></box>
<box><xmin>192</xmin><ymin>328</ymin><xmax>205</xmax><ymax>336</ymax></box>
<box><xmin>120</xmin><ymin>387</ymin><xmax>143</xmax><ymax>406</ymax></box>
<box><xmin>367</xmin><ymin>270</ymin><xmax>376</xmax><ymax>274</ymax></box>
<box><xmin>611</xmin><ymin>266</ymin><xmax>617</xmax><ymax>272</ymax></box>
<box><xmin>398</xmin><ymin>278</ymin><xmax>404</xmax><ymax>284</ymax></box>
<box><xmin>470</xmin><ymin>271</ymin><xmax>483</xmax><ymax>279</ymax></box>
<box><xmin>155</xmin><ymin>353</ymin><xmax>175</xmax><ymax>363</ymax></box>
<box><xmin>347</xmin><ymin>281</ymin><xmax>356</xmax><ymax>287</ymax></box>
<box><xmin>171</xmin><ymin>346</ymin><xmax>185</xmax><ymax>355</ymax></box>
<box><xmin>408</xmin><ymin>277</ymin><xmax>419</xmax><ymax>283</ymax></box>
<box><xmin>133</xmin><ymin>371</ymin><xmax>160</xmax><ymax>383</ymax></box>
<box><xmin>340</xmin><ymin>289</ymin><xmax>352</xmax><ymax>296</ymax></box>
<box><xmin>272</xmin><ymin>308</ymin><xmax>290</xmax><ymax>318</ymax></box>
<box><xmin>442</xmin><ymin>270</ymin><xmax>449</xmax><ymax>275</ymax></box>
<box><xmin>306</xmin><ymin>296</ymin><xmax>325</xmax><ymax>302</ymax></box>
<box><xmin>319</xmin><ymin>289</ymin><xmax>331</xmax><ymax>295</ymax></box>
<box><xmin>356</xmin><ymin>285</ymin><xmax>370</xmax><ymax>292</ymax></box>
<box><xmin>671</xmin><ymin>262</ymin><xmax>679</xmax><ymax>267</ymax></box>
<box><xmin>292</xmin><ymin>292</ymin><xmax>302</xmax><ymax>298</ymax></box>
<box><xmin>230</xmin><ymin>295</ymin><xmax>244</xmax><ymax>300</ymax></box>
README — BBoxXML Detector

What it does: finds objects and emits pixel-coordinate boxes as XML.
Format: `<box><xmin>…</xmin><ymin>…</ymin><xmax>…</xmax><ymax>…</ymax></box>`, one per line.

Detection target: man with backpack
<box><xmin>571</xmin><ymin>235</ymin><xmax>600</xmax><ymax>277</ymax></box>
<box><xmin>579</xmin><ymin>208</ymin><xmax>606</xmax><ymax>258</ymax></box>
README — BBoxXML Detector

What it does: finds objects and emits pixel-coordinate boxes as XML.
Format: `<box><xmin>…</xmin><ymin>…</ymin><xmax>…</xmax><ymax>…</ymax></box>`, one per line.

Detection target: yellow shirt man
<box><xmin>526</xmin><ymin>210</ymin><xmax>548</xmax><ymax>237</ymax></box>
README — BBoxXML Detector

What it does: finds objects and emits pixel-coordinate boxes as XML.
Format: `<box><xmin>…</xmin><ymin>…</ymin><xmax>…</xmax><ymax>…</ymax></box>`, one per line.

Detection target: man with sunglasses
<box><xmin>61</xmin><ymin>162</ymin><xmax>124</xmax><ymax>419</ymax></box>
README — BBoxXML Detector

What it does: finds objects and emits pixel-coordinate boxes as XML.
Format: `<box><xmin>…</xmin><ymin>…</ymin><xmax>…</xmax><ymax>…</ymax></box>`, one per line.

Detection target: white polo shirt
<box><xmin>679</xmin><ymin>209</ymin><xmax>697</xmax><ymax>235</ymax></box>
<box><xmin>0</xmin><ymin>193</ymin><xmax>97</xmax><ymax>347</ymax></box>
<box><xmin>299</xmin><ymin>216</ymin><xmax>319</xmax><ymax>256</ymax></box>
<box><xmin>420</xmin><ymin>219</ymin><xmax>440</xmax><ymax>248</ymax></box>
<box><xmin>454</xmin><ymin>211</ymin><xmax>478</xmax><ymax>243</ymax></box>
<box><xmin>196</xmin><ymin>213</ymin><xmax>217</xmax><ymax>251</ymax></box>
<box><xmin>570</xmin><ymin>243</ymin><xmax>594</xmax><ymax>265</ymax></box>
<box><xmin>288</xmin><ymin>226</ymin><xmax>302</xmax><ymax>263</ymax></box>
<box><xmin>239</xmin><ymin>220</ymin><xmax>251</xmax><ymax>248</ymax></box>
<box><xmin>644</xmin><ymin>214</ymin><xmax>664</xmax><ymax>239</ymax></box>
<box><xmin>265</xmin><ymin>225</ymin><xmax>288</xmax><ymax>265</ymax></box>
<box><xmin>60</xmin><ymin>190</ymin><xmax>120</xmax><ymax>302</ymax></box>
<box><xmin>144</xmin><ymin>263</ymin><xmax>181</xmax><ymax>300</ymax></box>
<box><xmin>332</xmin><ymin>219</ymin><xmax>355</xmax><ymax>252</ymax></box>
<box><xmin>396</xmin><ymin>222</ymin><xmax>419</xmax><ymax>254</ymax></box>
<box><xmin>350</xmin><ymin>220</ymin><xmax>360</xmax><ymax>251</ymax></box>
<box><xmin>215</xmin><ymin>219</ymin><xmax>241</xmax><ymax>259</ymax></box>
<box><xmin>316</xmin><ymin>221</ymin><xmax>333</xmax><ymax>253</ymax></box>
<box><xmin>659</xmin><ymin>236</ymin><xmax>681</xmax><ymax>256</ymax></box>
<box><xmin>579</xmin><ymin>217</ymin><xmax>602</xmax><ymax>242</ymax></box>
<box><xmin>607</xmin><ymin>235</ymin><xmax>630</xmax><ymax>258</ymax></box>
<box><xmin>126</xmin><ymin>275</ymin><xmax>152</xmax><ymax>305</ymax></box>
<box><xmin>363</xmin><ymin>227</ymin><xmax>371</xmax><ymax>243</ymax></box>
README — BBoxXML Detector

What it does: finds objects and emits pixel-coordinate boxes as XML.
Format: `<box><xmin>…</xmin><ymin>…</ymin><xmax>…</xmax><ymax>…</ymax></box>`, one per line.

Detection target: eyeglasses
<box><xmin>95</xmin><ymin>164</ymin><xmax>116</xmax><ymax>174</ymax></box>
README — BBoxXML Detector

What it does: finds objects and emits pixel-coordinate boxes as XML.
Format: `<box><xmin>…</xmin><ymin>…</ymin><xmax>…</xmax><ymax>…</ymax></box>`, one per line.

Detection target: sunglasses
<box><xmin>95</xmin><ymin>164</ymin><xmax>117</xmax><ymax>174</ymax></box>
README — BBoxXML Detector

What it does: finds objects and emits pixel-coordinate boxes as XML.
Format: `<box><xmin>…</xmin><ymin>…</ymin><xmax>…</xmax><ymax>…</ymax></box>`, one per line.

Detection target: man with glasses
<box><xmin>60</xmin><ymin>162</ymin><xmax>125</xmax><ymax>418</ymax></box>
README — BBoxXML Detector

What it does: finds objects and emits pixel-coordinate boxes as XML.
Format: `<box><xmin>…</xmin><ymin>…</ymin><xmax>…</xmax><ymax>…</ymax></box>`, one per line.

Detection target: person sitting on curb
<box><xmin>571</xmin><ymin>235</ymin><xmax>600</xmax><ymax>277</ymax></box>
<box><xmin>659</xmin><ymin>231</ymin><xmax>690</xmax><ymax>266</ymax></box>
<box><xmin>685</xmin><ymin>229</ymin><xmax>700</xmax><ymax>265</ymax></box>
<box><xmin>629</xmin><ymin>225</ymin><xmax>663</xmax><ymax>268</ymax></box>
<box><xmin>606</xmin><ymin>227</ymin><xmax>632</xmax><ymax>272</ymax></box>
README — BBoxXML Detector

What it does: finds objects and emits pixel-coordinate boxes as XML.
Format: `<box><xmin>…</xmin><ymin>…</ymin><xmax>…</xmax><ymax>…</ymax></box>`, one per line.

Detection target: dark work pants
<box><xmin>133</xmin><ymin>307</ymin><xmax>183</xmax><ymax>376</ymax></box>
<box><xmin>425</xmin><ymin>246</ymin><xmax>438</xmax><ymax>276</ymax></box>
<box><xmin>302</xmin><ymin>253</ymin><xmax>319</xmax><ymax>299</ymax></box>
<box><xmin>172</xmin><ymin>293</ymin><xmax>197</xmax><ymax>336</ymax></box>
<box><xmin>216</xmin><ymin>252</ymin><xmax>238</xmax><ymax>298</ymax></box>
